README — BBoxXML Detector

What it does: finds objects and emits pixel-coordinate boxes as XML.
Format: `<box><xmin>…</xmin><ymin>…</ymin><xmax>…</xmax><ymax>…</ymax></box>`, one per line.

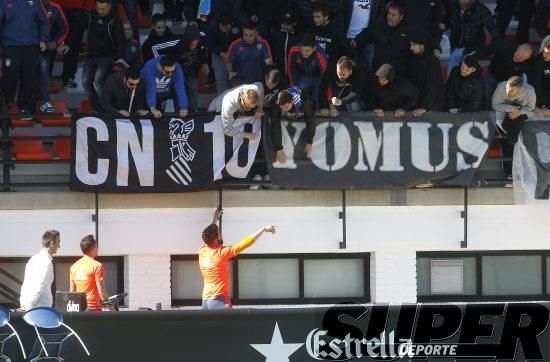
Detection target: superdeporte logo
<box><xmin>251</xmin><ymin>303</ymin><xmax>550</xmax><ymax>361</ymax></box>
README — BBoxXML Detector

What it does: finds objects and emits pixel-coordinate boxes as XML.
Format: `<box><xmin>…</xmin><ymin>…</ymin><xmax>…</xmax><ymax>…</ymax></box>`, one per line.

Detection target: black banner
<box><xmin>516</xmin><ymin>121</ymin><xmax>550</xmax><ymax>199</ymax></box>
<box><xmin>264</xmin><ymin>112</ymin><xmax>495</xmax><ymax>189</ymax></box>
<box><xmin>70</xmin><ymin>115</ymin><xmax>261</xmax><ymax>192</ymax></box>
<box><xmin>4</xmin><ymin>303</ymin><xmax>550</xmax><ymax>361</ymax></box>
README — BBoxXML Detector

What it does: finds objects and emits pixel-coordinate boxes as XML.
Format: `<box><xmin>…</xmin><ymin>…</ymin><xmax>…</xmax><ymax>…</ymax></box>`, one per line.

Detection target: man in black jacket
<box><xmin>82</xmin><ymin>0</ymin><xmax>126</xmax><ymax>111</ymax></box>
<box><xmin>268</xmin><ymin>13</ymin><xmax>302</xmax><ymax>77</ymax></box>
<box><xmin>245</xmin><ymin>0</ymin><xmax>290</xmax><ymax>36</ymax></box>
<box><xmin>294</xmin><ymin>0</ymin><xmax>343</xmax><ymax>33</ymax></box>
<box><xmin>442</xmin><ymin>0</ymin><xmax>499</xmax><ymax>78</ymax></box>
<box><xmin>311</xmin><ymin>4</ymin><xmax>352</xmax><ymax>63</ymax></box>
<box><xmin>365</xmin><ymin>63</ymin><xmax>419</xmax><ymax>117</ymax></box>
<box><xmin>319</xmin><ymin>56</ymin><xmax>365</xmax><ymax>117</ymax></box>
<box><xmin>208</xmin><ymin>12</ymin><xmax>241</xmax><ymax>95</ymax></box>
<box><xmin>495</xmin><ymin>0</ymin><xmax>535</xmax><ymax>44</ymax></box>
<box><xmin>446</xmin><ymin>54</ymin><xmax>485</xmax><ymax>113</ymax></box>
<box><xmin>478</xmin><ymin>41</ymin><xmax>533</xmax><ymax>106</ymax></box>
<box><xmin>357</xmin><ymin>2</ymin><xmax>411</xmax><ymax>76</ymax></box>
<box><xmin>532</xmin><ymin>40</ymin><xmax>550</xmax><ymax>116</ymax></box>
<box><xmin>142</xmin><ymin>14</ymin><xmax>181</xmax><ymax>63</ymax></box>
<box><xmin>408</xmin><ymin>33</ymin><xmax>445</xmax><ymax>116</ymax></box>
<box><xmin>402</xmin><ymin>0</ymin><xmax>445</xmax><ymax>54</ymax></box>
<box><xmin>100</xmin><ymin>66</ymin><xmax>147</xmax><ymax>115</ymax></box>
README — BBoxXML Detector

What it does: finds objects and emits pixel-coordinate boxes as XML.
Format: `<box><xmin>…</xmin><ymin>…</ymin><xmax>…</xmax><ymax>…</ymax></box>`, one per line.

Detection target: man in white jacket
<box><xmin>217</xmin><ymin>83</ymin><xmax>264</xmax><ymax>141</ymax></box>
<box><xmin>19</xmin><ymin>230</ymin><xmax>61</xmax><ymax>310</ymax></box>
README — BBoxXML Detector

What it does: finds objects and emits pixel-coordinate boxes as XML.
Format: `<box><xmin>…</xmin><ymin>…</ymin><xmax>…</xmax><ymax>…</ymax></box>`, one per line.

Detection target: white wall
<box><xmin>2</xmin><ymin>204</ymin><xmax>550</xmax><ymax>306</ymax></box>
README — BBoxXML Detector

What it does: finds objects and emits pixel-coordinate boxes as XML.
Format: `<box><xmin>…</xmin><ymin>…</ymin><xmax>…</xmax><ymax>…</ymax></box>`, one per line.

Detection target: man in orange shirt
<box><xmin>70</xmin><ymin>235</ymin><xmax>113</xmax><ymax>311</ymax></box>
<box><xmin>199</xmin><ymin>209</ymin><xmax>276</xmax><ymax>309</ymax></box>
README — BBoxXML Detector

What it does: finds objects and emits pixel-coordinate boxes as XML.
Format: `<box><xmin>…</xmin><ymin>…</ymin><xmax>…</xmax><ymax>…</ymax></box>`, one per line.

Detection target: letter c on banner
<box><xmin>75</xmin><ymin>117</ymin><xmax>110</xmax><ymax>185</ymax></box>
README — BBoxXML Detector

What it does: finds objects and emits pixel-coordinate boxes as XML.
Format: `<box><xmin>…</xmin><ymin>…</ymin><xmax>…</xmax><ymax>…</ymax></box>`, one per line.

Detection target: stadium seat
<box><xmin>8</xmin><ymin>105</ymin><xmax>33</xmax><ymax>128</ymax></box>
<box><xmin>79</xmin><ymin>100</ymin><xmax>93</xmax><ymax>113</ymax></box>
<box><xmin>39</xmin><ymin>100</ymin><xmax>71</xmax><ymax>127</ymax></box>
<box><xmin>54</xmin><ymin>134</ymin><xmax>71</xmax><ymax>160</ymax></box>
<box><xmin>11</xmin><ymin>133</ymin><xmax>52</xmax><ymax>160</ymax></box>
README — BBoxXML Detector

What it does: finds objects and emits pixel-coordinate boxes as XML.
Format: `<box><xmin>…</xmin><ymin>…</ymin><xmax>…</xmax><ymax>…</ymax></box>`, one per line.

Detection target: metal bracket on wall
<box><xmin>460</xmin><ymin>186</ymin><xmax>468</xmax><ymax>248</ymax></box>
<box><xmin>339</xmin><ymin>190</ymin><xmax>347</xmax><ymax>249</ymax></box>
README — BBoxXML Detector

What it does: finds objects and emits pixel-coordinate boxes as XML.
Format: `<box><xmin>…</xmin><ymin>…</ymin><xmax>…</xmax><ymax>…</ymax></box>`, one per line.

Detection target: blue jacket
<box><xmin>45</xmin><ymin>1</ymin><xmax>68</xmax><ymax>45</ymax></box>
<box><xmin>141</xmin><ymin>56</ymin><xmax>189</xmax><ymax>111</ymax></box>
<box><xmin>0</xmin><ymin>0</ymin><xmax>50</xmax><ymax>46</ymax></box>
<box><xmin>227</xmin><ymin>37</ymin><xmax>272</xmax><ymax>83</ymax></box>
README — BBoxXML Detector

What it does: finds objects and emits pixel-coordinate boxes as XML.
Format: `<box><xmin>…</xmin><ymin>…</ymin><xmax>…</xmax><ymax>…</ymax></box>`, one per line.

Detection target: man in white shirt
<box><xmin>19</xmin><ymin>230</ymin><xmax>61</xmax><ymax>310</ymax></box>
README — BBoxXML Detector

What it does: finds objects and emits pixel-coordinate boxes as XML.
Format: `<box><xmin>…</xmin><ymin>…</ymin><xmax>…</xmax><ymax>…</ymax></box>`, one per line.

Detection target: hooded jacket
<box><xmin>443</xmin><ymin>0</ymin><xmax>499</xmax><ymax>53</ymax></box>
<box><xmin>140</xmin><ymin>56</ymin><xmax>189</xmax><ymax>111</ymax></box>
<box><xmin>86</xmin><ymin>10</ymin><xmax>125</xmax><ymax>59</ymax></box>
<box><xmin>365</xmin><ymin>66</ymin><xmax>419</xmax><ymax>111</ymax></box>
<box><xmin>409</xmin><ymin>51</ymin><xmax>445</xmax><ymax>110</ymax></box>
<box><xmin>0</xmin><ymin>0</ymin><xmax>49</xmax><ymax>46</ymax></box>
<box><xmin>208</xmin><ymin>21</ymin><xmax>241</xmax><ymax>57</ymax></box>
<box><xmin>269</xmin><ymin>28</ymin><xmax>302</xmax><ymax>76</ymax></box>
<box><xmin>319</xmin><ymin>61</ymin><xmax>366</xmax><ymax>109</ymax></box>
<box><xmin>99</xmin><ymin>71</ymin><xmax>146</xmax><ymax>113</ymax></box>
<box><xmin>446</xmin><ymin>64</ymin><xmax>485</xmax><ymax>111</ymax></box>
<box><xmin>176</xmin><ymin>24</ymin><xmax>209</xmax><ymax>77</ymax></box>
<box><xmin>142</xmin><ymin>27</ymin><xmax>181</xmax><ymax>62</ymax></box>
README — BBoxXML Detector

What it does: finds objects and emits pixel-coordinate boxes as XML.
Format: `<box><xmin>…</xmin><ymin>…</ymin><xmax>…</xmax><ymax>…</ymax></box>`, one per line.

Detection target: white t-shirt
<box><xmin>347</xmin><ymin>0</ymin><xmax>372</xmax><ymax>39</ymax></box>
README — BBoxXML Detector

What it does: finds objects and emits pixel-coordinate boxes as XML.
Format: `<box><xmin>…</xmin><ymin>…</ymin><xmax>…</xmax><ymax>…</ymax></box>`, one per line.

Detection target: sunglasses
<box><xmin>126</xmin><ymin>79</ymin><xmax>140</xmax><ymax>87</ymax></box>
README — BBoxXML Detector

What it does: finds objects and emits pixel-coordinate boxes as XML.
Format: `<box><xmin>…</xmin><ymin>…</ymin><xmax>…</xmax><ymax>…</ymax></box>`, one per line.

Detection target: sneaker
<box><xmin>20</xmin><ymin>109</ymin><xmax>33</xmax><ymax>120</ymax></box>
<box><xmin>249</xmin><ymin>174</ymin><xmax>262</xmax><ymax>190</ymax></box>
<box><xmin>263</xmin><ymin>174</ymin><xmax>280</xmax><ymax>189</ymax></box>
<box><xmin>39</xmin><ymin>101</ymin><xmax>55</xmax><ymax>113</ymax></box>
<box><xmin>63</xmin><ymin>78</ymin><xmax>77</xmax><ymax>88</ymax></box>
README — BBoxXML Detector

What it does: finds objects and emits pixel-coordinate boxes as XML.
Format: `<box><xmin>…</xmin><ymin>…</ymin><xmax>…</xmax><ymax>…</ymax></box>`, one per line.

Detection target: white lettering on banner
<box><xmin>75</xmin><ymin>117</ymin><xmax>110</xmax><ymax>185</ymax></box>
<box><xmin>204</xmin><ymin>115</ymin><xmax>261</xmax><ymax>179</ymax></box>
<box><xmin>379</xmin><ymin>122</ymin><xmax>405</xmax><ymax>171</ymax></box>
<box><xmin>310</xmin><ymin>122</ymin><xmax>352</xmax><ymax>171</ymax></box>
<box><xmin>272</xmin><ymin>121</ymin><xmax>306</xmax><ymax>169</ymax></box>
<box><xmin>354</xmin><ymin>121</ymin><xmax>382</xmax><ymax>171</ymax></box>
<box><xmin>410</xmin><ymin>122</ymin><xmax>452</xmax><ymax>172</ymax></box>
<box><xmin>66</xmin><ymin>300</ymin><xmax>80</xmax><ymax>312</ymax></box>
<box><xmin>456</xmin><ymin>121</ymin><xmax>490</xmax><ymax>171</ymax></box>
<box><xmin>116</xmin><ymin>119</ymin><xmax>155</xmax><ymax>186</ymax></box>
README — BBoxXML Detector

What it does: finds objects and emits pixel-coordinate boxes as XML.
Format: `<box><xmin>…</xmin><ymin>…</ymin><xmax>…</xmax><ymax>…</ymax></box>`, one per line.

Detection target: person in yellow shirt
<box><xmin>198</xmin><ymin>209</ymin><xmax>276</xmax><ymax>309</ymax></box>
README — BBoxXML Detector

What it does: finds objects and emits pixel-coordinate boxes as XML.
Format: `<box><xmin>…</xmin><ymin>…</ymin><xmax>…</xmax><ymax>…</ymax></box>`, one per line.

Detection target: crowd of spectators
<box><xmin>2</xmin><ymin>0</ymin><xmax>550</xmax><ymax>166</ymax></box>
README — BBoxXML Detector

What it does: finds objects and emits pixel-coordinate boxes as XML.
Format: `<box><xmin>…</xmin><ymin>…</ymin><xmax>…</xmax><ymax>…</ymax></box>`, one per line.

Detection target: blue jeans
<box><xmin>37</xmin><ymin>51</ymin><xmax>55</xmax><ymax>102</ymax></box>
<box><xmin>185</xmin><ymin>76</ymin><xmax>198</xmax><ymax>113</ymax></box>
<box><xmin>297</xmin><ymin>76</ymin><xmax>321</xmax><ymax>109</ymax></box>
<box><xmin>202</xmin><ymin>296</ymin><xmax>230</xmax><ymax>310</ymax></box>
<box><xmin>344</xmin><ymin>100</ymin><xmax>363</xmax><ymax>112</ymax></box>
<box><xmin>447</xmin><ymin>48</ymin><xmax>464</xmax><ymax>79</ymax></box>
<box><xmin>82</xmin><ymin>56</ymin><xmax>114</xmax><ymax>110</ymax></box>
<box><xmin>212</xmin><ymin>54</ymin><xmax>228</xmax><ymax>95</ymax></box>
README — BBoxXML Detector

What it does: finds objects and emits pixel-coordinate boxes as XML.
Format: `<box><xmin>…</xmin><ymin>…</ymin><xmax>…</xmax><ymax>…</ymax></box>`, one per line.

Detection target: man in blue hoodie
<box><xmin>0</xmin><ymin>0</ymin><xmax>49</xmax><ymax>114</ymax></box>
<box><xmin>140</xmin><ymin>54</ymin><xmax>189</xmax><ymax>119</ymax></box>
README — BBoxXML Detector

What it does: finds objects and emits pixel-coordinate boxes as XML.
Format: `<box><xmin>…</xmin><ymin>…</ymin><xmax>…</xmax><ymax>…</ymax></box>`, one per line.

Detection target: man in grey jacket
<box><xmin>220</xmin><ymin>83</ymin><xmax>264</xmax><ymax>141</ymax></box>
<box><xmin>492</xmin><ymin>75</ymin><xmax>536</xmax><ymax>177</ymax></box>
<box><xmin>492</xmin><ymin>75</ymin><xmax>536</xmax><ymax>143</ymax></box>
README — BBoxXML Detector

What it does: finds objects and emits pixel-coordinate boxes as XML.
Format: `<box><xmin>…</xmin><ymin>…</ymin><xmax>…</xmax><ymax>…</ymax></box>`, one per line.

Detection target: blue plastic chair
<box><xmin>22</xmin><ymin>307</ymin><xmax>90</xmax><ymax>361</ymax></box>
<box><xmin>0</xmin><ymin>305</ymin><xmax>26</xmax><ymax>361</ymax></box>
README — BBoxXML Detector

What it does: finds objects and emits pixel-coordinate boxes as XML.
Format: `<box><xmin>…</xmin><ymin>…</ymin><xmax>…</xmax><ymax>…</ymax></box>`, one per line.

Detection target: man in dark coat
<box><xmin>446</xmin><ymin>54</ymin><xmax>485</xmax><ymax>112</ymax></box>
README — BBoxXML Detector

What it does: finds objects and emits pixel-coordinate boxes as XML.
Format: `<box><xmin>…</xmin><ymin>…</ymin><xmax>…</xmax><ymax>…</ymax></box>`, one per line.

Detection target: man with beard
<box><xmin>446</xmin><ymin>54</ymin><xmax>485</xmax><ymax>113</ymax></box>
<box><xmin>319</xmin><ymin>56</ymin><xmax>365</xmax><ymax>117</ymax></box>
<box><xmin>365</xmin><ymin>63</ymin><xmax>419</xmax><ymax>117</ymax></box>
<box><xmin>311</xmin><ymin>5</ymin><xmax>352</xmax><ymax>63</ymax></box>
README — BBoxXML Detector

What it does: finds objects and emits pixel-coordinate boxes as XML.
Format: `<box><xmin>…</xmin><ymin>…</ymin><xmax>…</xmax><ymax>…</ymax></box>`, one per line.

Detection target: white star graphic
<box><xmin>250</xmin><ymin>322</ymin><xmax>304</xmax><ymax>362</ymax></box>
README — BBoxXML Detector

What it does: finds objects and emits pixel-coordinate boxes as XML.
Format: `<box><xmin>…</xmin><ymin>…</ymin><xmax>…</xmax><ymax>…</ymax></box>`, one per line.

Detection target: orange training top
<box><xmin>70</xmin><ymin>255</ymin><xmax>105</xmax><ymax>311</ymax></box>
<box><xmin>199</xmin><ymin>235</ymin><xmax>255</xmax><ymax>300</ymax></box>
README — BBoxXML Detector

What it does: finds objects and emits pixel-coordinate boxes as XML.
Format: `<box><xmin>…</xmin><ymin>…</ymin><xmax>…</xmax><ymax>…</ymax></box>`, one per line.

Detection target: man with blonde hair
<box><xmin>220</xmin><ymin>83</ymin><xmax>264</xmax><ymax>141</ymax></box>
<box><xmin>20</xmin><ymin>230</ymin><xmax>61</xmax><ymax>310</ymax></box>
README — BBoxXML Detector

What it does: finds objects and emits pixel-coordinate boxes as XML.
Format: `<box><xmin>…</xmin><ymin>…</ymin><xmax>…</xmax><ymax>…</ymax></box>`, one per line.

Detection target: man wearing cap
<box><xmin>408</xmin><ymin>33</ymin><xmax>445</xmax><ymax>117</ymax></box>
<box><xmin>365</xmin><ymin>63</ymin><xmax>419</xmax><ymax>117</ymax></box>
<box><xmin>269</xmin><ymin>13</ymin><xmax>302</xmax><ymax>77</ymax></box>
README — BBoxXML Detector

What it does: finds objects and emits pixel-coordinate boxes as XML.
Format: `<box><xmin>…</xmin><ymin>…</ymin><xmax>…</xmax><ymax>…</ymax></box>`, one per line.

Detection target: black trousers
<box><xmin>62</xmin><ymin>8</ymin><xmax>88</xmax><ymax>81</ymax></box>
<box><xmin>1</xmin><ymin>45</ymin><xmax>39</xmax><ymax>111</ymax></box>
<box><xmin>501</xmin><ymin>113</ymin><xmax>528</xmax><ymax>176</ymax></box>
<box><xmin>496</xmin><ymin>0</ymin><xmax>535</xmax><ymax>44</ymax></box>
